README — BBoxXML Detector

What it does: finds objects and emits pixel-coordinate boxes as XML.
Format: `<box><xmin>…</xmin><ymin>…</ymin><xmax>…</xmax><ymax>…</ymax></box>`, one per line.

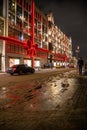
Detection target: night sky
<box><xmin>35</xmin><ymin>0</ymin><xmax>87</xmax><ymax>60</ymax></box>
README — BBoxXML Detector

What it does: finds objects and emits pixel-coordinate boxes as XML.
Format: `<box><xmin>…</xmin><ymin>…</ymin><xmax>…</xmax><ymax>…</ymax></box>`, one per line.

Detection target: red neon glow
<box><xmin>0</xmin><ymin>36</ymin><xmax>26</xmax><ymax>47</ymax></box>
<box><xmin>0</xmin><ymin>35</ymin><xmax>67</xmax><ymax>63</ymax></box>
<box><xmin>27</xmin><ymin>38</ymin><xmax>38</xmax><ymax>57</ymax></box>
<box><xmin>30</xmin><ymin>0</ymin><xmax>35</xmax><ymax>67</ymax></box>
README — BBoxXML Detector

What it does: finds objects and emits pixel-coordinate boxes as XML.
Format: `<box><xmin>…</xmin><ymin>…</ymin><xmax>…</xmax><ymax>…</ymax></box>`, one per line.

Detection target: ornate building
<box><xmin>0</xmin><ymin>0</ymin><xmax>72</xmax><ymax>72</ymax></box>
<box><xmin>47</xmin><ymin>12</ymin><xmax>72</xmax><ymax>67</ymax></box>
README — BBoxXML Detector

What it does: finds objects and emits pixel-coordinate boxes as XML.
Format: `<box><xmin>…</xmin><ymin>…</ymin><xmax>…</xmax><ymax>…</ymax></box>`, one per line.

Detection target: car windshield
<box><xmin>12</xmin><ymin>65</ymin><xmax>18</xmax><ymax>68</ymax></box>
<box><xmin>25</xmin><ymin>64</ymin><xmax>29</xmax><ymax>67</ymax></box>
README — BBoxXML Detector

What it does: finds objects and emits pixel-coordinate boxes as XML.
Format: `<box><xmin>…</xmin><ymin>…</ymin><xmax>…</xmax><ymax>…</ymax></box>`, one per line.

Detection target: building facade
<box><xmin>47</xmin><ymin>12</ymin><xmax>72</xmax><ymax>67</ymax></box>
<box><xmin>0</xmin><ymin>0</ymin><xmax>72</xmax><ymax>72</ymax></box>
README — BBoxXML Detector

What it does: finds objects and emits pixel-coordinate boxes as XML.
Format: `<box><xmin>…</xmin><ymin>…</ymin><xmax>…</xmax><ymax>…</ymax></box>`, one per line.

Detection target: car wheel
<box><xmin>18</xmin><ymin>70</ymin><xmax>22</xmax><ymax>75</ymax></box>
<box><xmin>31</xmin><ymin>69</ymin><xmax>35</xmax><ymax>73</ymax></box>
<box><xmin>10</xmin><ymin>73</ymin><xmax>13</xmax><ymax>75</ymax></box>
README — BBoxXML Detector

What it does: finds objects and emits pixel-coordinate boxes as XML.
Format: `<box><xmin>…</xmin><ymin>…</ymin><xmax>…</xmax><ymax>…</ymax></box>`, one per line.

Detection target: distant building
<box><xmin>47</xmin><ymin>12</ymin><xmax>72</xmax><ymax>67</ymax></box>
<box><xmin>0</xmin><ymin>0</ymin><xmax>72</xmax><ymax>72</ymax></box>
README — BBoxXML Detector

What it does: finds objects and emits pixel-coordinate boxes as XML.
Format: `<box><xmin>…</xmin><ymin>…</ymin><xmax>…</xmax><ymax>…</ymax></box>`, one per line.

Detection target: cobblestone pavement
<box><xmin>0</xmin><ymin>68</ymin><xmax>87</xmax><ymax>130</ymax></box>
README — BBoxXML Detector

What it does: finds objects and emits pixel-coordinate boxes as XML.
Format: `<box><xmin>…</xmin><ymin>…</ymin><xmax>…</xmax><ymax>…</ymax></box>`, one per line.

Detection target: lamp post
<box><xmin>75</xmin><ymin>45</ymin><xmax>80</xmax><ymax>59</ymax></box>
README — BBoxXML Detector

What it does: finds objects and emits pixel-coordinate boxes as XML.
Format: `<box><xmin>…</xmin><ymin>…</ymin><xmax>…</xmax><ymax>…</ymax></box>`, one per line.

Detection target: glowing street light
<box><xmin>75</xmin><ymin>45</ymin><xmax>80</xmax><ymax>59</ymax></box>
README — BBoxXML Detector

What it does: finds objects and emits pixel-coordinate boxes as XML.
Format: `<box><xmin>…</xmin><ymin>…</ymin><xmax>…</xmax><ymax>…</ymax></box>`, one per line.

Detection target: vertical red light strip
<box><xmin>31</xmin><ymin>0</ymin><xmax>34</xmax><ymax>67</ymax></box>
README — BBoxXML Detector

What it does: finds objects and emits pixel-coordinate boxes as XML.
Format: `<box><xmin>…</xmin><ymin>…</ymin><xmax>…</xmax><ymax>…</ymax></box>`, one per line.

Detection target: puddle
<box><xmin>0</xmin><ymin>74</ymin><xmax>87</xmax><ymax>111</ymax></box>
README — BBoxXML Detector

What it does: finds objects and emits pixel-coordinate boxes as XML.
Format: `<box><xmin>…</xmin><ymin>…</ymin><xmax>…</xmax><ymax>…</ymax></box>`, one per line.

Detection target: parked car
<box><xmin>7</xmin><ymin>64</ymin><xmax>35</xmax><ymax>75</ymax></box>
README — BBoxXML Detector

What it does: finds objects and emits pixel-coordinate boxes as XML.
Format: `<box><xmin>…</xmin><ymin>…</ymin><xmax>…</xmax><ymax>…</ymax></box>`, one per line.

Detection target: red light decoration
<box><xmin>0</xmin><ymin>36</ymin><xmax>67</xmax><ymax>62</ymax></box>
<box><xmin>27</xmin><ymin>40</ymin><xmax>32</xmax><ymax>48</ymax></box>
<box><xmin>27</xmin><ymin>47</ymin><xmax>36</xmax><ymax>57</ymax></box>
<box><xmin>27</xmin><ymin>40</ymin><xmax>38</xmax><ymax>57</ymax></box>
<box><xmin>0</xmin><ymin>36</ymin><xmax>26</xmax><ymax>47</ymax></box>
<box><xmin>63</xmin><ymin>54</ymin><xmax>67</xmax><ymax>61</ymax></box>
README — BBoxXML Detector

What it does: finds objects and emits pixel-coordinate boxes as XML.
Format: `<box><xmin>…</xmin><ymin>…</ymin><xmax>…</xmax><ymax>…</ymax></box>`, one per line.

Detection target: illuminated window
<box><xmin>24</xmin><ymin>59</ymin><xmax>31</xmax><ymax>66</ymax></box>
<box><xmin>34</xmin><ymin>60</ymin><xmax>40</xmax><ymax>67</ymax></box>
<box><xmin>8</xmin><ymin>13</ymin><xmax>15</xmax><ymax>26</ymax></box>
<box><xmin>9</xmin><ymin>0</ymin><xmax>15</xmax><ymax>13</ymax></box>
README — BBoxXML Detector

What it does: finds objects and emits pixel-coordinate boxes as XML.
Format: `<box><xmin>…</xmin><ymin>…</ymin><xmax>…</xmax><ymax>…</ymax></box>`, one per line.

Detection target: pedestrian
<box><xmin>77</xmin><ymin>57</ymin><xmax>84</xmax><ymax>75</ymax></box>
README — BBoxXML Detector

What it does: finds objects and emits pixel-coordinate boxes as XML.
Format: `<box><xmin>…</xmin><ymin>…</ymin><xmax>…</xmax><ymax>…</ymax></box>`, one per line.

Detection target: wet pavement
<box><xmin>0</xmin><ymin>69</ymin><xmax>87</xmax><ymax>130</ymax></box>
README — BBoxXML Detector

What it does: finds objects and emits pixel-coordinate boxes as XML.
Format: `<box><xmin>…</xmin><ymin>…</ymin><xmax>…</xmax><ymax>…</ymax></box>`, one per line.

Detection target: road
<box><xmin>0</xmin><ymin>68</ymin><xmax>87</xmax><ymax>130</ymax></box>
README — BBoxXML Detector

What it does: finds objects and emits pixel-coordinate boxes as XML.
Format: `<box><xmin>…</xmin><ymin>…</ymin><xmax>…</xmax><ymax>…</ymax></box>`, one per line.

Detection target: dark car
<box><xmin>7</xmin><ymin>64</ymin><xmax>35</xmax><ymax>75</ymax></box>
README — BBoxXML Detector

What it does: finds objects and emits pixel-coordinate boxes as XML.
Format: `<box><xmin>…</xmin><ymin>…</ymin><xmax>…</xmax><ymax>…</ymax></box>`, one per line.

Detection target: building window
<box><xmin>24</xmin><ymin>0</ymin><xmax>28</xmax><ymax>10</ymax></box>
<box><xmin>24</xmin><ymin>10</ymin><xmax>28</xmax><ymax>21</ymax></box>
<box><xmin>16</xmin><ymin>5</ymin><xmax>22</xmax><ymax>18</ymax></box>
<box><xmin>16</xmin><ymin>17</ymin><xmax>22</xmax><ymax>29</ymax></box>
<box><xmin>8</xmin><ymin>13</ymin><xmax>15</xmax><ymax>26</ymax></box>
<box><xmin>9</xmin><ymin>58</ymin><xmax>20</xmax><ymax>67</ymax></box>
<box><xmin>0</xmin><ymin>19</ymin><xmax>4</xmax><ymax>36</ymax></box>
<box><xmin>49</xmin><ymin>43</ymin><xmax>53</xmax><ymax>51</ymax></box>
<box><xmin>9</xmin><ymin>0</ymin><xmax>15</xmax><ymax>13</ymax></box>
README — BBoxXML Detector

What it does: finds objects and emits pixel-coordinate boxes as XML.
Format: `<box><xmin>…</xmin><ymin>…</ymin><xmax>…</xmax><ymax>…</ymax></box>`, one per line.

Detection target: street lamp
<box><xmin>75</xmin><ymin>45</ymin><xmax>80</xmax><ymax>59</ymax></box>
